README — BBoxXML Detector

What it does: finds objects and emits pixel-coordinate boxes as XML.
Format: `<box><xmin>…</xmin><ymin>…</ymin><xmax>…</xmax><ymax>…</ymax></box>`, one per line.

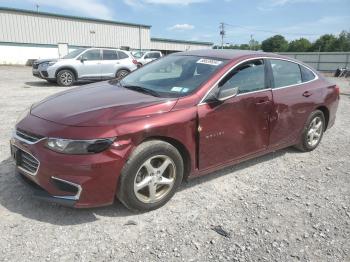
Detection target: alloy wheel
<box><xmin>133</xmin><ymin>155</ymin><xmax>176</xmax><ymax>204</ymax></box>
<box><xmin>306</xmin><ymin>116</ymin><xmax>323</xmax><ymax>147</ymax></box>
<box><xmin>60</xmin><ymin>72</ymin><xmax>73</xmax><ymax>86</ymax></box>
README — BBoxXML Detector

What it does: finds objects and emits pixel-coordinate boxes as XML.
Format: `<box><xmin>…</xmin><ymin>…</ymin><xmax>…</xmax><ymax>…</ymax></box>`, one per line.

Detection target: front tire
<box><xmin>117</xmin><ymin>140</ymin><xmax>184</xmax><ymax>212</ymax></box>
<box><xmin>57</xmin><ymin>69</ymin><xmax>75</xmax><ymax>86</ymax></box>
<box><xmin>296</xmin><ymin>110</ymin><xmax>325</xmax><ymax>152</ymax></box>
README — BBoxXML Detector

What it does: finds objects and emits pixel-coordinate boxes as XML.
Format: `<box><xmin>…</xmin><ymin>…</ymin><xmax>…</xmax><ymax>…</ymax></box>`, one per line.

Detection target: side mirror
<box><xmin>216</xmin><ymin>85</ymin><xmax>239</xmax><ymax>101</ymax></box>
<box><xmin>80</xmin><ymin>57</ymin><xmax>86</xmax><ymax>63</ymax></box>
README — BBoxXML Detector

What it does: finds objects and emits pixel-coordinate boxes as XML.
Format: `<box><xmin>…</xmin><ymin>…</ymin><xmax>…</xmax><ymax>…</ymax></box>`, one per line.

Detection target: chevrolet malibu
<box><xmin>11</xmin><ymin>50</ymin><xmax>339</xmax><ymax>211</ymax></box>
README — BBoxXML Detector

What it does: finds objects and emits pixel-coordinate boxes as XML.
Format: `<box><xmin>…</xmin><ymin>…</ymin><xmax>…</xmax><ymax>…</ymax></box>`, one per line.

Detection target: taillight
<box><xmin>132</xmin><ymin>59</ymin><xmax>138</xmax><ymax>65</ymax></box>
<box><xmin>335</xmin><ymin>85</ymin><xmax>340</xmax><ymax>98</ymax></box>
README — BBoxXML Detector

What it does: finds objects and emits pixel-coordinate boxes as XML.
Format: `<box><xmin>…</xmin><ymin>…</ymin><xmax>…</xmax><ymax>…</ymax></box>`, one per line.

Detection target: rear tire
<box><xmin>295</xmin><ymin>110</ymin><xmax>325</xmax><ymax>152</ymax></box>
<box><xmin>57</xmin><ymin>69</ymin><xmax>75</xmax><ymax>86</ymax></box>
<box><xmin>116</xmin><ymin>69</ymin><xmax>130</xmax><ymax>79</ymax></box>
<box><xmin>117</xmin><ymin>140</ymin><xmax>184</xmax><ymax>212</ymax></box>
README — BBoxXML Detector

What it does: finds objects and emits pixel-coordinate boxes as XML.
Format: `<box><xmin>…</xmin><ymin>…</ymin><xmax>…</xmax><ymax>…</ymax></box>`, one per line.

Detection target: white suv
<box><xmin>132</xmin><ymin>51</ymin><xmax>163</xmax><ymax>67</ymax></box>
<box><xmin>32</xmin><ymin>48</ymin><xmax>138</xmax><ymax>86</ymax></box>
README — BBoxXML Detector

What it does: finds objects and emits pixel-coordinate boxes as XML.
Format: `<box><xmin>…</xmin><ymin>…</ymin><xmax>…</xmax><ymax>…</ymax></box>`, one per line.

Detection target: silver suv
<box><xmin>32</xmin><ymin>48</ymin><xmax>138</xmax><ymax>86</ymax></box>
<box><xmin>132</xmin><ymin>51</ymin><xmax>162</xmax><ymax>67</ymax></box>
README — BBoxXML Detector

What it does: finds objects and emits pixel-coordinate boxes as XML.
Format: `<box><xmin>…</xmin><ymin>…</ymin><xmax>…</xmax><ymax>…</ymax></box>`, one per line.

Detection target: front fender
<box><xmin>115</xmin><ymin>107</ymin><xmax>198</xmax><ymax>174</ymax></box>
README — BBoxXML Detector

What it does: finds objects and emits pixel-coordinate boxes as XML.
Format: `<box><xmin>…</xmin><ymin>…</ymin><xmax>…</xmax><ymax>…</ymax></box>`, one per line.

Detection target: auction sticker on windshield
<box><xmin>171</xmin><ymin>87</ymin><xmax>190</xmax><ymax>93</ymax></box>
<box><xmin>196</xmin><ymin>58</ymin><xmax>222</xmax><ymax>66</ymax></box>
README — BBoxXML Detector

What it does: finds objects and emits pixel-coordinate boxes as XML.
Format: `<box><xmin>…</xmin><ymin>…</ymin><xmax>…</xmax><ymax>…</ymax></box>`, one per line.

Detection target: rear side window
<box><xmin>150</xmin><ymin>52</ymin><xmax>161</xmax><ymax>59</ymax></box>
<box><xmin>103</xmin><ymin>50</ymin><xmax>118</xmax><ymax>60</ymax></box>
<box><xmin>300</xmin><ymin>65</ymin><xmax>316</xmax><ymax>82</ymax></box>
<box><xmin>270</xmin><ymin>59</ymin><xmax>302</xmax><ymax>88</ymax></box>
<box><xmin>117</xmin><ymin>51</ymin><xmax>129</xmax><ymax>59</ymax></box>
<box><xmin>220</xmin><ymin>59</ymin><xmax>266</xmax><ymax>94</ymax></box>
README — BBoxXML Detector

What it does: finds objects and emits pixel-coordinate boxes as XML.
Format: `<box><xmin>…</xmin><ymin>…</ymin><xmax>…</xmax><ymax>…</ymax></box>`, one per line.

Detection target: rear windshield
<box><xmin>120</xmin><ymin>55</ymin><xmax>229</xmax><ymax>98</ymax></box>
<box><xmin>132</xmin><ymin>51</ymin><xmax>145</xmax><ymax>58</ymax></box>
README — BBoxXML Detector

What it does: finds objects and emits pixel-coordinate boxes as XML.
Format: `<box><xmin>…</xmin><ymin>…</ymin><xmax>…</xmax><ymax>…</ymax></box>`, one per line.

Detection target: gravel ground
<box><xmin>0</xmin><ymin>66</ymin><xmax>349</xmax><ymax>262</ymax></box>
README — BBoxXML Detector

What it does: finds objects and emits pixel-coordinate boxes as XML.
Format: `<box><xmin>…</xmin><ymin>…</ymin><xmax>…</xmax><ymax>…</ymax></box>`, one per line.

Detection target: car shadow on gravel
<box><xmin>0</xmin><ymin>147</ymin><xmax>302</xmax><ymax>225</ymax></box>
<box><xmin>180</xmin><ymin>147</ymin><xmax>302</xmax><ymax>191</ymax></box>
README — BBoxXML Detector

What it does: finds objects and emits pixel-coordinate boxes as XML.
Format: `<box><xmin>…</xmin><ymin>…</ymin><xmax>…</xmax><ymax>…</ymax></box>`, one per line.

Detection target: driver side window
<box><xmin>81</xmin><ymin>49</ymin><xmax>101</xmax><ymax>61</ymax></box>
<box><xmin>219</xmin><ymin>59</ymin><xmax>266</xmax><ymax>94</ymax></box>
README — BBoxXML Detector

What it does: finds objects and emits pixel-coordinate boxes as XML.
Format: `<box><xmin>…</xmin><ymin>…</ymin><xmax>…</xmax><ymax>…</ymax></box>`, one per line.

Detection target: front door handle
<box><xmin>303</xmin><ymin>91</ymin><xmax>312</xmax><ymax>97</ymax></box>
<box><xmin>255</xmin><ymin>99</ymin><xmax>271</xmax><ymax>105</ymax></box>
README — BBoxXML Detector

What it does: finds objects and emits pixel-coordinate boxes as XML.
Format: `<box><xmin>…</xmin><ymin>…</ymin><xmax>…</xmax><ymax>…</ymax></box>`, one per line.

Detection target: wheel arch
<box><xmin>55</xmin><ymin>67</ymin><xmax>78</xmax><ymax>79</ymax></box>
<box><xmin>140</xmin><ymin>136</ymin><xmax>192</xmax><ymax>181</ymax></box>
<box><xmin>316</xmin><ymin>105</ymin><xmax>330</xmax><ymax>130</ymax></box>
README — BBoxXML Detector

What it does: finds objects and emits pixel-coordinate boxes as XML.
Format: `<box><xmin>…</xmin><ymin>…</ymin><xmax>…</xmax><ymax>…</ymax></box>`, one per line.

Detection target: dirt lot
<box><xmin>0</xmin><ymin>66</ymin><xmax>349</xmax><ymax>261</ymax></box>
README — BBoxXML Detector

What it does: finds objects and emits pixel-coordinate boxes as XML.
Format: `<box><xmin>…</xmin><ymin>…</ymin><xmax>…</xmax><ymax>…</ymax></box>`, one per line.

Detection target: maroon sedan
<box><xmin>11</xmin><ymin>50</ymin><xmax>339</xmax><ymax>211</ymax></box>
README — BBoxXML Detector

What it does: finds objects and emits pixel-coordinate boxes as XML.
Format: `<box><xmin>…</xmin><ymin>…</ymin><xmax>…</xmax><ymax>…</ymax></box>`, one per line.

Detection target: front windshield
<box><xmin>132</xmin><ymin>51</ymin><xmax>145</xmax><ymax>58</ymax></box>
<box><xmin>120</xmin><ymin>55</ymin><xmax>228</xmax><ymax>98</ymax></box>
<box><xmin>62</xmin><ymin>48</ymin><xmax>86</xmax><ymax>59</ymax></box>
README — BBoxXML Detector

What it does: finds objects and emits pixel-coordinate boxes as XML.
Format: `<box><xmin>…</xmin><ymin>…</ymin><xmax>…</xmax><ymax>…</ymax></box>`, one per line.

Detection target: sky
<box><xmin>1</xmin><ymin>0</ymin><xmax>349</xmax><ymax>45</ymax></box>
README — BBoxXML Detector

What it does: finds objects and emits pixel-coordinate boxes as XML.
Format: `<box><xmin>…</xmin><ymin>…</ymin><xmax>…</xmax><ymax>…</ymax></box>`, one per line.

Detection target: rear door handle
<box><xmin>302</xmin><ymin>91</ymin><xmax>312</xmax><ymax>97</ymax></box>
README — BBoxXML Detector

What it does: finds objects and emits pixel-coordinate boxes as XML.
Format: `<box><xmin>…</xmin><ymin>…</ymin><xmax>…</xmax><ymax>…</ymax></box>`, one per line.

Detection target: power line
<box><xmin>224</xmin><ymin>22</ymin><xmax>320</xmax><ymax>36</ymax></box>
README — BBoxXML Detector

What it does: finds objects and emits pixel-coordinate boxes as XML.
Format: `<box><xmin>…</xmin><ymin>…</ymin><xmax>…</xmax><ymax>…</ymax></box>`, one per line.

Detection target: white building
<box><xmin>0</xmin><ymin>7</ymin><xmax>213</xmax><ymax>65</ymax></box>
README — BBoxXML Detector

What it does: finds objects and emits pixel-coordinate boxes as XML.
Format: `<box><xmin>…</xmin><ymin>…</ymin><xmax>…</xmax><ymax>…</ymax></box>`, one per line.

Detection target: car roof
<box><xmin>86</xmin><ymin>47</ymin><xmax>125</xmax><ymax>51</ymax></box>
<box><xmin>173</xmin><ymin>49</ymin><xmax>284</xmax><ymax>61</ymax></box>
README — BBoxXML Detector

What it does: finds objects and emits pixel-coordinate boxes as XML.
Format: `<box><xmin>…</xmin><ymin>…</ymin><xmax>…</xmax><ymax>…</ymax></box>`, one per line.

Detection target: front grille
<box><xmin>17</xmin><ymin>149</ymin><xmax>39</xmax><ymax>175</ymax></box>
<box><xmin>33</xmin><ymin>63</ymin><xmax>39</xmax><ymax>69</ymax></box>
<box><xmin>16</xmin><ymin>129</ymin><xmax>44</xmax><ymax>143</ymax></box>
<box><xmin>41</xmin><ymin>71</ymin><xmax>48</xmax><ymax>77</ymax></box>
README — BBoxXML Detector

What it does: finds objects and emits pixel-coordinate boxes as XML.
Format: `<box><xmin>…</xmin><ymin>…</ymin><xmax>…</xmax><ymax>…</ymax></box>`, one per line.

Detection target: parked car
<box><xmin>32</xmin><ymin>48</ymin><xmax>138</xmax><ymax>86</ymax></box>
<box><xmin>132</xmin><ymin>50</ymin><xmax>162</xmax><ymax>67</ymax></box>
<box><xmin>12</xmin><ymin>50</ymin><xmax>339</xmax><ymax>211</ymax></box>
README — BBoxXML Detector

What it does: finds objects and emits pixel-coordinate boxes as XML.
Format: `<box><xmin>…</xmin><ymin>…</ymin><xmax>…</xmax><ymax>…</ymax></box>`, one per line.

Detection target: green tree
<box><xmin>310</xmin><ymin>34</ymin><xmax>337</xmax><ymax>51</ymax></box>
<box><xmin>287</xmin><ymin>38</ymin><xmax>312</xmax><ymax>52</ymax></box>
<box><xmin>331</xmin><ymin>31</ymin><xmax>350</xmax><ymax>51</ymax></box>
<box><xmin>261</xmin><ymin>35</ymin><xmax>288</xmax><ymax>52</ymax></box>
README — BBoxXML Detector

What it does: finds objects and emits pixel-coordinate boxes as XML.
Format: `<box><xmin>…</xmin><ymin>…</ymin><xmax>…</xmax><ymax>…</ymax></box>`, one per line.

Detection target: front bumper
<box><xmin>18</xmin><ymin>172</ymin><xmax>77</xmax><ymax>207</ymax></box>
<box><xmin>32</xmin><ymin>64</ymin><xmax>56</xmax><ymax>80</ymax></box>
<box><xmin>12</xmin><ymin>115</ymin><xmax>131</xmax><ymax>208</ymax></box>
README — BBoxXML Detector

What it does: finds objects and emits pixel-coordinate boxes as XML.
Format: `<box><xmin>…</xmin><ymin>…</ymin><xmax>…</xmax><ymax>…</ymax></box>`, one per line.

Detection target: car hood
<box><xmin>31</xmin><ymin>81</ymin><xmax>178</xmax><ymax>127</ymax></box>
<box><xmin>34</xmin><ymin>58</ymin><xmax>58</xmax><ymax>65</ymax></box>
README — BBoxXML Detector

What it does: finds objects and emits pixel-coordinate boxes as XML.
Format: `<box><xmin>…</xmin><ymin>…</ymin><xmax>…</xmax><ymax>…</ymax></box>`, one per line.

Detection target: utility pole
<box><xmin>35</xmin><ymin>4</ymin><xmax>39</xmax><ymax>12</ymax></box>
<box><xmin>250</xmin><ymin>34</ymin><xmax>253</xmax><ymax>50</ymax></box>
<box><xmin>139</xmin><ymin>25</ymin><xmax>142</xmax><ymax>52</ymax></box>
<box><xmin>220</xmin><ymin>22</ymin><xmax>225</xmax><ymax>49</ymax></box>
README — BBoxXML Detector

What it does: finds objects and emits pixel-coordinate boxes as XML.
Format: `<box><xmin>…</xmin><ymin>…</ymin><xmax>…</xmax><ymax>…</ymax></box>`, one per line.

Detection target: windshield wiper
<box><xmin>122</xmin><ymin>85</ymin><xmax>161</xmax><ymax>97</ymax></box>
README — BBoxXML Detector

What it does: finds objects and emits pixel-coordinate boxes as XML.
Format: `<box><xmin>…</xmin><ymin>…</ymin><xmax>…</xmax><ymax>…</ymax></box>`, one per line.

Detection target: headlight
<box><xmin>16</xmin><ymin>107</ymin><xmax>31</xmax><ymax>124</ymax></box>
<box><xmin>46</xmin><ymin>137</ymin><xmax>115</xmax><ymax>154</ymax></box>
<box><xmin>42</xmin><ymin>62</ymin><xmax>56</xmax><ymax>67</ymax></box>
